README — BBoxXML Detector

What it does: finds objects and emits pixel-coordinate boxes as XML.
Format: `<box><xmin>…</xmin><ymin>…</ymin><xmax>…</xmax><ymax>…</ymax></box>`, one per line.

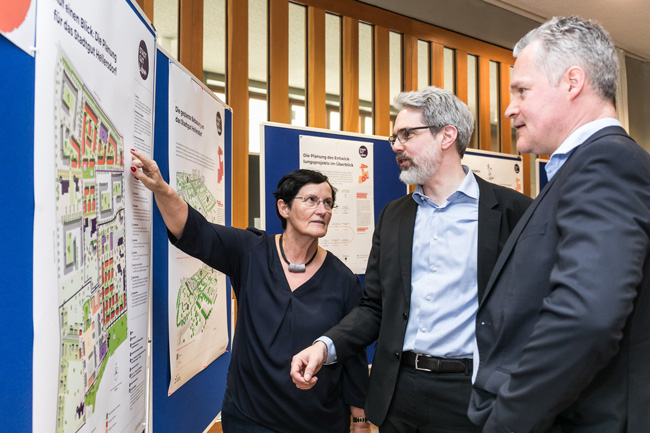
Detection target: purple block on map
<box><xmin>99</xmin><ymin>341</ymin><xmax>107</xmax><ymax>360</ymax></box>
<box><xmin>100</xmin><ymin>125</ymin><xmax>108</xmax><ymax>143</ymax></box>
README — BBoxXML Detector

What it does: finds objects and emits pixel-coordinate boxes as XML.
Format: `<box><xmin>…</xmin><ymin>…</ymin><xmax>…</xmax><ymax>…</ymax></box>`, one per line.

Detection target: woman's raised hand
<box><xmin>130</xmin><ymin>149</ymin><xmax>168</xmax><ymax>194</ymax></box>
<box><xmin>130</xmin><ymin>148</ymin><xmax>188</xmax><ymax>238</ymax></box>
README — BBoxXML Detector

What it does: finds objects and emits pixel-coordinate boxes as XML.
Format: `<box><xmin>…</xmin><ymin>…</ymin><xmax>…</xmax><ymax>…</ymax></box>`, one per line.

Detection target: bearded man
<box><xmin>291</xmin><ymin>86</ymin><xmax>531</xmax><ymax>433</ymax></box>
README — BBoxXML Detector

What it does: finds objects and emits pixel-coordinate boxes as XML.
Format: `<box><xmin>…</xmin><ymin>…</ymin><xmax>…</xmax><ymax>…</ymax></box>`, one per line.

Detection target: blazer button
<box><xmin>402</xmin><ymin>313</ymin><xmax>408</xmax><ymax>320</ymax></box>
<box><xmin>395</xmin><ymin>352</ymin><xmax>400</xmax><ymax>358</ymax></box>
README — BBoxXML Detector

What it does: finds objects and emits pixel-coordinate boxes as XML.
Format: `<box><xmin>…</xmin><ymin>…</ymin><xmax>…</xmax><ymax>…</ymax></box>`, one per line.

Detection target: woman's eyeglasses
<box><xmin>294</xmin><ymin>196</ymin><xmax>337</xmax><ymax>211</ymax></box>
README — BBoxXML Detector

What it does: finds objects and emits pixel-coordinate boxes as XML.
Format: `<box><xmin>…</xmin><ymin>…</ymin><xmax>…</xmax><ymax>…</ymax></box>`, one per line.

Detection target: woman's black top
<box><xmin>170</xmin><ymin>205</ymin><xmax>368</xmax><ymax>433</ymax></box>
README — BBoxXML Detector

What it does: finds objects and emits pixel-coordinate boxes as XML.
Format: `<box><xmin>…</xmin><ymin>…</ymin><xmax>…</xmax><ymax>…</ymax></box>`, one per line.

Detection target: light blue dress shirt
<box><xmin>545</xmin><ymin>118</ymin><xmax>622</xmax><ymax>181</ymax></box>
<box><xmin>319</xmin><ymin>166</ymin><xmax>480</xmax><ymax>363</ymax></box>
<box><xmin>403</xmin><ymin>167</ymin><xmax>479</xmax><ymax>358</ymax></box>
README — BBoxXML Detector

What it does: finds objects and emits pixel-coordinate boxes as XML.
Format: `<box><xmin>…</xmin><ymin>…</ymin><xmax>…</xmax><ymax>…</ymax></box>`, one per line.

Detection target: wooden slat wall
<box><xmin>307</xmin><ymin>7</ymin><xmax>327</xmax><ymax>128</ymax></box>
<box><xmin>158</xmin><ymin>0</ymin><xmax>527</xmax><ymax>232</ymax></box>
<box><xmin>430</xmin><ymin>42</ymin><xmax>444</xmax><ymax>88</ymax></box>
<box><xmin>454</xmin><ymin>49</ymin><xmax>468</xmax><ymax>104</ymax></box>
<box><xmin>342</xmin><ymin>17</ymin><xmax>359</xmax><ymax>132</ymax></box>
<box><xmin>155</xmin><ymin>0</ymin><xmax>527</xmax><ymax>234</ymax></box>
<box><xmin>478</xmin><ymin>56</ymin><xmax>491</xmax><ymax>151</ymax></box>
<box><xmin>373</xmin><ymin>26</ymin><xmax>390</xmax><ymax>136</ymax></box>
<box><xmin>227</xmin><ymin>0</ymin><xmax>249</xmax><ymax>229</ymax></box>
<box><xmin>179</xmin><ymin>0</ymin><xmax>204</xmax><ymax>79</ymax></box>
<box><xmin>134</xmin><ymin>0</ymin><xmax>154</xmax><ymax>21</ymax></box>
<box><xmin>269</xmin><ymin>0</ymin><xmax>290</xmax><ymax>124</ymax></box>
<box><xmin>500</xmin><ymin>62</ymin><xmax>513</xmax><ymax>154</ymax></box>
<box><xmin>295</xmin><ymin>0</ymin><xmax>515</xmax><ymax>64</ymax></box>
<box><xmin>402</xmin><ymin>34</ymin><xmax>418</xmax><ymax>92</ymax></box>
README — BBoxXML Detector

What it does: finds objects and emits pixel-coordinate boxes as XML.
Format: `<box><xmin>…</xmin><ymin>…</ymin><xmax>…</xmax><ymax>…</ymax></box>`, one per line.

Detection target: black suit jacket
<box><xmin>325</xmin><ymin>175</ymin><xmax>532</xmax><ymax>425</ymax></box>
<box><xmin>469</xmin><ymin>127</ymin><xmax>650</xmax><ymax>433</ymax></box>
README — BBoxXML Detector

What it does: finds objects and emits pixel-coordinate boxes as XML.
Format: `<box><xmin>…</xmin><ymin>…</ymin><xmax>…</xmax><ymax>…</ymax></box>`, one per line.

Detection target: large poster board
<box><xmin>150</xmin><ymin>48</ymin><xmax>233</xmax><ymax>433</ymax></box>
<box><xmin>32</xmin><ymin>1</ymin><xmax>156</xmax><ymax>432</ymax></box>
<box><xmin>0</xmin><ymin>34</ymin><xmax>35</xmax><ymax>433</ymax></box>
<box><xmin>167</xmin><ymin>61</ymin><xmax>229</xmax><ymax>395</ymax></box>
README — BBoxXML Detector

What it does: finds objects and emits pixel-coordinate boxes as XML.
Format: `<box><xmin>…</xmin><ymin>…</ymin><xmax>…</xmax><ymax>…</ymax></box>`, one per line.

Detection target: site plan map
<box><xmin>33</xmin><ymin>1</ymin><xmax>155</xmax><ymax>432</ymax></box>
<box><xmin>175</xmin><ymin>173</ymin><xmax>220</xmax><ymax>345</ymax></box>
<box><xmin>54</xmin><ymin>53</ymin><xmax>128</xmax><ymax>433</ymax></box>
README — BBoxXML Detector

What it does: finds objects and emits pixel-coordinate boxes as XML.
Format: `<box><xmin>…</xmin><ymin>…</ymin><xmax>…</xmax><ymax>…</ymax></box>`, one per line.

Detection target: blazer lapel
<box><xmin>479</xmin><ymin>167</ymin><xmax>560</xmax><ymax>306</ymax></box>
<box><xmin>398</xmin><ymin>197</ymin><xmax>417</xmax><ymax>303</ymax></box>
<box><xmin>476</xmin><ymin>177</ymin><xmax>501</xmax><ymax>301</ymax></box>
<box><xmin>480</xmin><ymin>125</ymin><xmax>630</xmax><ymax>306</ymax></box>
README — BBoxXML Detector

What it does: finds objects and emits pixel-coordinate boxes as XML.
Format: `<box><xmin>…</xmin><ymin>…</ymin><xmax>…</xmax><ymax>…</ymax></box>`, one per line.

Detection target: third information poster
<box><xmin>300</xmin><ymin>136</ymin><xmax>374</xmax><ymax>274</ymax></box>
<box><xmin>464</xmin><ymin>149</ymin><xmax>525</xmax><ymax>193</ymax></box>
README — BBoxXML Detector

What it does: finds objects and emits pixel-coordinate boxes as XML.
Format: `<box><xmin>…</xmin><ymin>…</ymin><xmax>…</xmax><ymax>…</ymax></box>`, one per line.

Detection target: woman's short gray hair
<box><xmin>393</xmin><ymin>86</ymin><xmax>475</xmax><ymax>157</ymax></box>
<box><xmin>514</xmin><ymin>16</ymin><xmax>618</xmax><ymax>104</ymax></box>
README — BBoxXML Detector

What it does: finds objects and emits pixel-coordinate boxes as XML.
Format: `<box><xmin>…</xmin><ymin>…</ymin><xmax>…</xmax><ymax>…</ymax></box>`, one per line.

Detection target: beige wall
<box><xmin>626</xmin><ymin>57</ymin><xmax>650</xmax><ymax>153</ymax></box>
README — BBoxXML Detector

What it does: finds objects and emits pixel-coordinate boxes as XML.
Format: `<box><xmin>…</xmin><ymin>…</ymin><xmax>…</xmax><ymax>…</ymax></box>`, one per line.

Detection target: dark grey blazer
<box><xmin>470</xmin><ymin>126</ymin><xmax>650</xmax><ymax>433</ymax></box>
<box><xmin>325</xmin><ymin>175</ymin><xmax>532</xmax><ymax>426</ymax></box>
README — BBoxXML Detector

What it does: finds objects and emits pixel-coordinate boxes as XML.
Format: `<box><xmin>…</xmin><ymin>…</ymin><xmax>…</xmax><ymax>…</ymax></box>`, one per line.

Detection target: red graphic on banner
<box><xmin>0</xmin><ymin>0</ymin><xmax>31</xmax><ymax>33</ymax></box>
<box><xmin>218</xmin><ymin>146</ymin><xmax>224</xmax><ymax>183</ymax></box>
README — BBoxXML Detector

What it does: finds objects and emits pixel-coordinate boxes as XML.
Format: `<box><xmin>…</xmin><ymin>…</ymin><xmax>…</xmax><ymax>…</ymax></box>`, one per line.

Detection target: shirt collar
<box><xmin>545</xmin><ymin>118</ymin><xmax>621</xmax><ymax>180</ymax></box>
<box><xmin>413</xmin><ymin>165</ymin><xmax>479</xmax><ymax>206</ymax></box>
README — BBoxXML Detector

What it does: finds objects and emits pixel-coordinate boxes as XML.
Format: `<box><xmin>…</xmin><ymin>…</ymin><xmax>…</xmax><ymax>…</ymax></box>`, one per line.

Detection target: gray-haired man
<box><xmin>469</xmin><ymin>16</ymin><xmax>650</xmax><ymax>433</ymax></box>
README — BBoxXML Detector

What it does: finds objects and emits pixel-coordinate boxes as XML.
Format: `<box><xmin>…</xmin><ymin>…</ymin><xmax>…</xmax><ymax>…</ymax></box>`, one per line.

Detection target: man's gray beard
<box><xmin>398</xmin><ymin>149</ymin><xmax>441</xmax><ymax>186</ymax></box>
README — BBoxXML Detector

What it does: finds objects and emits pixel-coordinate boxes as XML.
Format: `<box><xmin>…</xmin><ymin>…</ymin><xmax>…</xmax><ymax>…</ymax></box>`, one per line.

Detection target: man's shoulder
<box><xmin>558</xmin><ymin>126</ymin><xmax>650</xmax><ymax>180</ymax></box>
<box><xmin>586</xmin><ymin>124</ymin><xmax>630</xmax><ymax>143</ymax></box>
<box><xmin>579</xmin><ymin>126</ymin><xmax>645</xmax><ymax>157</ymax></box>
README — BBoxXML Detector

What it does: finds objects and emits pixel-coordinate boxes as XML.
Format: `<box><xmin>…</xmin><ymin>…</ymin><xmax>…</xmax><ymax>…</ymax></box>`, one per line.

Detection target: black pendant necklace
<box><xmin>279</xmin><ymin>233</ymin><xmax>318</xmax><ymax>273</ymax></box>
